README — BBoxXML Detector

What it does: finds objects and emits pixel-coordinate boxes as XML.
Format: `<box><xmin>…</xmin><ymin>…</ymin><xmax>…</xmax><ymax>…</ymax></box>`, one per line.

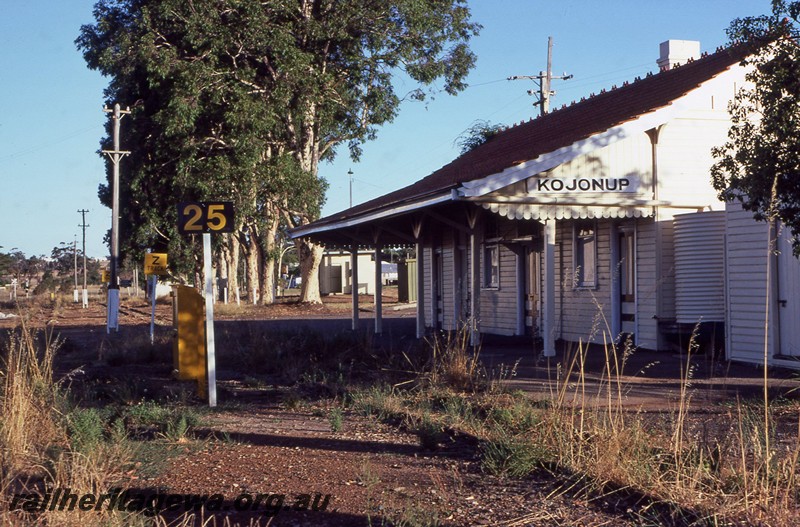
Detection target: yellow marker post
<box><xmin>172</xmin><ymin>285</ymin><xmax>206</xmax><ymax>386</ymax></box>
<box><xmin>145</xmin><ymin>253</ymin><xmax>169</xmax><ymax>344</ymax></box>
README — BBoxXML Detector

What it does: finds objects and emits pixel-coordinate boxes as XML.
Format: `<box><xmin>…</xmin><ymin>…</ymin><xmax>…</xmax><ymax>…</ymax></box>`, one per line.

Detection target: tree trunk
<box><xmin>224</xmin><ymin>232</ymin><xmax>241</xmax><ymax>301</ymax></box>
<box><xmin>296</xmin><ymin>237</ymin><xmax>323</xmax><ymax>303</ymax></box>
<box><xmin>258</xmin><ymin>213</ymin><xmax>279</xmax><ymax>305</ymax></box>
<box><xmin>217</xmin><ymin>243</ymin><xmax>228</xmax><ymax>301</ymax></box>
<box><xmin>245</xmin><ymin>224</ymin><xmax>261</xmax><ymax>303</ymax></box>
<box><xmin>290</xmin><ymin>100</ymin><xmax>325</xmax><ymax>305</ymax></box>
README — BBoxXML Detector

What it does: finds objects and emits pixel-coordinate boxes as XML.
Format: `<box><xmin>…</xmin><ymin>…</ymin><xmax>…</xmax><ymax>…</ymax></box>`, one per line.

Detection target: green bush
<box><xmin>328</xmin><ymin>407</ymin><xmax>344</xmax><ymax>433</ymax></box>
<box><xmin>417</xmin><ymin>413</ymin><xmax>444</xmax><ymax>451</ymax></box>
<box><xmin>67</xmin><ymin>407</ymin><xmax>105</xmax><ymax>453</ymax></box>
<box><xmin>480</xmin><ymin>429</ymin><xmax>546</xmax><ymax>478</ymax></box>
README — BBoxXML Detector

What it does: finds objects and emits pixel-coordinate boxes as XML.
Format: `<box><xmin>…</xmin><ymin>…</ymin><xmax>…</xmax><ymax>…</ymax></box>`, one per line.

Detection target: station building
<box><xmin>292</xmin><ymin>40</ymin><xmax>800</xmax><ymax>367</ymax></box>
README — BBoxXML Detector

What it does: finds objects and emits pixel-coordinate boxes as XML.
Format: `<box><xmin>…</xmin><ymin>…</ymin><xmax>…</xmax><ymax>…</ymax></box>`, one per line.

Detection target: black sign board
<box><xmin>177</xmin><ymin>201</ymin><xmax>235</xmax><ymax>234</ymax></box>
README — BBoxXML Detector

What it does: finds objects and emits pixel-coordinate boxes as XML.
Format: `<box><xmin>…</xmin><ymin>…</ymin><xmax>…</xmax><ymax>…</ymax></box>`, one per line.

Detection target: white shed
<box><xmin>319</xmin><ymin>251</ymin><xmax>376</xmax><ymax>295</ymax></box>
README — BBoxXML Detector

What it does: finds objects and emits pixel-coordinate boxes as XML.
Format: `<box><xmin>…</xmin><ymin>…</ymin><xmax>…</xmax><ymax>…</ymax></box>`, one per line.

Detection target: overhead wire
<box><xmin>338</xmin><ymin>60</ymin><xmax>661</xmax><ymax>208</ymax></box>
<box><xmin>0</xmin><ymin>124</ymin><xmax>103</xmax><ymax>164</ymax></box>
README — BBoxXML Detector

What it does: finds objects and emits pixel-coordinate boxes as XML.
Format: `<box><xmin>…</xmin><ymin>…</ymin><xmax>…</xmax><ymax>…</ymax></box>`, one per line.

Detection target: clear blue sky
<box><xmin>0</xmin><ymin>0</ymin><xmax>773</xmax><ymax>259</ymax></box>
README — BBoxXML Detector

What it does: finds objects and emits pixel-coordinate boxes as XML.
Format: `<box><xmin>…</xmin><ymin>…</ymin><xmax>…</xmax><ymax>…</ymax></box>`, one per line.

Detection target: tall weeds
<box><xmin>0</xmin><ymin>320</ymin><xmax>62</xmax><ymax>474</ymax></box>
<box><xmin>356</xmin><ymin>324</ymin><xmax>800</xmax><ymax>525</ymax></box>
<box><xmin>423</xmin><ymin>325</ymin><xmax>483</xmax><ymax>392</ymax></box>
<box><xmin>0</xmin><ymin>321</ymin><xmax>135</xmax><ymax>526</ymax></box>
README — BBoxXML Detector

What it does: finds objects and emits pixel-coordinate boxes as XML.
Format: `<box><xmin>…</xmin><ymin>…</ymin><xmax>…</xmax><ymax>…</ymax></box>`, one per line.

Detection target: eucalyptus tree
<box><xmin>712</xmin><ymin>1</ymin><xmax>800</xmax><ymax>254</ymax></box>
<box><xmin>78</xmin><ymin>0</ymin><xmax>479</xmax><ymax>302</ymax></box>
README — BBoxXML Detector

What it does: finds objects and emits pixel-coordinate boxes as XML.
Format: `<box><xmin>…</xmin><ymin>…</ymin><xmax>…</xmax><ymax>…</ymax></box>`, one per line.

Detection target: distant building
<box><xmin>319</xmin><ymin>251</ymin><xmax>398</xmax><ymax>296</ymax></box>
<box><xmin>320</xmin><ymin>251</ymin><xmax>375</xmax><ymax>295</ymax></box>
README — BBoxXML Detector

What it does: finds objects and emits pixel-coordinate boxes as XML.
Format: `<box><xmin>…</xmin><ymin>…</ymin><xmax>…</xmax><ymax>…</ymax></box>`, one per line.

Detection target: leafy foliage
<box><xmin>77</xmin><ymin>0</ymin><xmax>479</xmax><ymax>290</ymax></box>
<box><xmin>712</xmin><ymin>1</ymin><xmax>800</xmax><ymax>254</ymax></box>
<box><xmin>455</xmin><ymin>120</ymin><xmax>505</xmax><ymax>155</ymax></box>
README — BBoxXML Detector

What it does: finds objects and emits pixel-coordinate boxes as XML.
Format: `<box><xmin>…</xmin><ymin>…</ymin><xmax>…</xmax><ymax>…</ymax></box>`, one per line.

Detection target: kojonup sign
<box><xmin>527</xmin><ymin>176</ymin><xmax>638</xmax><ymax>193</ymax></box>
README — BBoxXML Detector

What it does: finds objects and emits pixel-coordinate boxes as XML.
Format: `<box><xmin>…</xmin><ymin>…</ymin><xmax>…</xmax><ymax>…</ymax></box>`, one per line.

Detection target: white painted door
<box><xmin>777</xmin><ymin>227</ymin><xmax>800</xmax><ymax>357</ymax></box>
<box><xmin>619</xmin><ymin>227</ymin><xmax>636</xmax><ymax>337</ymax></box>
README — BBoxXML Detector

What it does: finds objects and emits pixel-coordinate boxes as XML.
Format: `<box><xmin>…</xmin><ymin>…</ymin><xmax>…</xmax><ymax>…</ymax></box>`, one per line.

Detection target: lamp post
<box><xmin>348</xmin><ymin>168</ymin><xmax>353</xmax><ymax>208</ymax></box>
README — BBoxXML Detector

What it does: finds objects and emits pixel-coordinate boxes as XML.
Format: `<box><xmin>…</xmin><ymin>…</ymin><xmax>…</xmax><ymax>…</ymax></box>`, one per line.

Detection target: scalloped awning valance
<box><xmin>481</xmin><ymin>202</ymin><xmax>653</xmax><ymax>220</ymax></box>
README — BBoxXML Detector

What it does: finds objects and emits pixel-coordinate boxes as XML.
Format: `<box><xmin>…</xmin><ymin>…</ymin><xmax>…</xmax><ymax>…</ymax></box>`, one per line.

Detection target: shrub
<box><xmin>328</xmin><ymin>407</ymin><xmax>344</xmax><ymax>433</ymax></box>
<box><xmin>480</xmin><ymin>428</ymin><xmax>546</xmax><ymax>478</ymax></box>
<box><xmin>416</xmin><ymin>413</ymin><xmax>444</xmax><ymax>451</ymax></box>
<box><xmin>67</xmin><ymin>407</ymin><xmax>105</xmax><ymax>453</ymax></box>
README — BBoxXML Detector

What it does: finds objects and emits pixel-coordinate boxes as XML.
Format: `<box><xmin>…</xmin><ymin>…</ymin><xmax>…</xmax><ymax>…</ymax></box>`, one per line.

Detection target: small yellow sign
<box><xmin>144</xmin><ymin>253</ymin><xmax>169</xmax><ymax>276</ymax></box>
<box><xmin>101</xmin><ymin>270</ymin><xmax>110</xmax><ymax>283</ymax></box>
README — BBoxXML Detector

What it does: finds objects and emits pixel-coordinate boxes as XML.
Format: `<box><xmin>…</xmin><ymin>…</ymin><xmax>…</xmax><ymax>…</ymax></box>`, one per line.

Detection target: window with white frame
<box><xmin>482</xmin><ymin>214</ymin><xmax>501</xmax><ymax>289</ymax></box>
<box><xmin>483</xmin><ymin>243</ymin><xmax>499</xmax><ymax>288</ymax></box>
<box><xmin>573</xmin><ymin>220</ymin><xmax>597</xmax><ymax>287</ymax></box>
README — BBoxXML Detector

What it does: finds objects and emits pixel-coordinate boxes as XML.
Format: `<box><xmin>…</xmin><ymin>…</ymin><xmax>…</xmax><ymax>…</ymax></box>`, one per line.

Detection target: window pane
<box><xmin>484</xmin><ymin>245</ymin><xmax>499</xmax><ymax>287</ymax></box>
<box><xmin>575</xmin><ymin>221</ymin><xmax>596</xmax><ymax>286</ymax></box>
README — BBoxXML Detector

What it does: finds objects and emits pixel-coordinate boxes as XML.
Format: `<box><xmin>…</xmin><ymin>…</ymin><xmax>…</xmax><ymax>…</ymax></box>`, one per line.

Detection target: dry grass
<box><xmin>0</xmin><ymin>320</ymin><xmax>63</xmax><ymax>474</ymax></box>
<box><xmin>0</xmin><ymin>318</ymin><xmax>138</xmax><ymax>526</ymax></box>
<box><xmin>353</xmin><ymin>326</ymin><xmax>800</xmax><ymax>525</ymax></box>
<box><xmin>424</xmin><ymin>325</ymin><xmax>484</xmax><ymax>392</ymax></box>
<box><xmin>3</xmin><ymin>298</ymin><xmax>798</xmax><ymax>526</ymax></box>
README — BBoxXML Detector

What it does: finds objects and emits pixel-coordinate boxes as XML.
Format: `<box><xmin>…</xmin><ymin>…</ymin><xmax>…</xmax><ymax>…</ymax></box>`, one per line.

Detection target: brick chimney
<box><xmin>657</xmin><ymin>40</ymin><xmax>700</xmax><ymax>71</ymax></box>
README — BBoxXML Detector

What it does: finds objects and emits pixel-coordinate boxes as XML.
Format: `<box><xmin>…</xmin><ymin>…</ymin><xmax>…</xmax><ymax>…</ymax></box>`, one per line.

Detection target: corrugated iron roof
<box><xmin>297</xmin><ymin>43</ymin><xmax>749</xmax><ymax>235</ymax></box>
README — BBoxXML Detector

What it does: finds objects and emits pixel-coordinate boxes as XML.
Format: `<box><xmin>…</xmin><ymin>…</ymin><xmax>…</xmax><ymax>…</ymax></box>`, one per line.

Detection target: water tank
<box><xmin>673</xmin><ymin>211</ymin><xmax>725</xmax><ymax>323</ymax></box>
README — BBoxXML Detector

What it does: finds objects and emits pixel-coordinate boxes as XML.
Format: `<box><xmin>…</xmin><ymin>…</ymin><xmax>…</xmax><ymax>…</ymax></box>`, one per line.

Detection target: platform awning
<box><xmin>472</xmin><ymin>197</ymin><xmax>707</xmax><ymax>221</ymax></box>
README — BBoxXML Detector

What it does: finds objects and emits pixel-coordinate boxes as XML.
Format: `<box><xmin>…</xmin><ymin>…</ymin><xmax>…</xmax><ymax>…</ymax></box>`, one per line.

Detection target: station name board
<box><xmin>527</xmin><ymin>177</ymin><xmax>637</xmax><ymax>193</ymax></box>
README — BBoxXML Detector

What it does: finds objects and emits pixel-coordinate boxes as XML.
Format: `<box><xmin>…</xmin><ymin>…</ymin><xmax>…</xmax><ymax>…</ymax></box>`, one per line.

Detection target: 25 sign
<box><xmin>177</xmin><ymin>201</ymin><xmax>235</xmax><ymax>234</ymax></box>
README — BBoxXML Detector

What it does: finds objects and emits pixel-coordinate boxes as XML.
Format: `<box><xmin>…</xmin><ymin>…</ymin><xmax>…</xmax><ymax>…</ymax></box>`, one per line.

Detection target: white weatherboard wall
<box><xmin>480</xmin><ymin>241</ymin><xmax>519</xmax><ymax>336</ymax></box>
<box><xmin>657</xmin><ymin>112</ymin><xmax>734</xmax><ymax>215</ymax></box>
<box><xmin>636</xmin><ymin>219</ymin><xmax>659</xmax><ymax>350</ymax></box>
<box><xmin>673</xmin><ymin>211</ymin><xmax>725</xmax><ymax>324</ymax></box>
<box><xmin>554</xmin><ymin>219</ymin><xmax>614</xmax><ymax>344</ymax></box>
<box><xmin>777</xmin><ymin>226</ymin><xmax>800</xmax><ymax>358</ymax></box>
<box><xmin>725</xmin><ymin>202</ymin><xmax>800</xmax><ymax>368</ymax></box>
<box><xmin>724</xmin><ymin>203</ymin><xmax>774</xmax><ymax>365</ymax></box>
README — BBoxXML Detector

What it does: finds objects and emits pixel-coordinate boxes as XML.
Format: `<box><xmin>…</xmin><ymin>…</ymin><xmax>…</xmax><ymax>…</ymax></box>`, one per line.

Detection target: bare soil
<box><xmin>2</xmin><ymin>293</ymin><xmax>799</xmax><ymax>526</ymax></box>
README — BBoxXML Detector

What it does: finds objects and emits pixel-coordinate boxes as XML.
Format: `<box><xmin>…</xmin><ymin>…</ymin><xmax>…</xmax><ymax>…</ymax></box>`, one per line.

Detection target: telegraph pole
<box><xmin>78</xmin><ymin>209</ymin><xmax>90</xmax><ymax>308</ymax></box>
<box><xmin>508</xmin><ymin>36</ymin><xmax>572</xmax><ymax>117</ymax></box>
<box><xmin>102</xmin><ymin>103</ymin><xmax>131</xmax><ymax>332</ymax></box>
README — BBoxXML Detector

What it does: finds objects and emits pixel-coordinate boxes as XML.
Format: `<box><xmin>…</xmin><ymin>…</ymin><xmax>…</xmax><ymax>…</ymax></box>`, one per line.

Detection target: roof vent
<box><xmin>657</xmin><ymin>40</ymin><xmax>700</xmax><ymax>71</ymax></box>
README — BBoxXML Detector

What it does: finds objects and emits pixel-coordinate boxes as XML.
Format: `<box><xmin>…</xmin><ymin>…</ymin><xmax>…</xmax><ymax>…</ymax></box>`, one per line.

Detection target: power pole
<box><xmin>508</xmin><ymin>36</ymin><xmax>572</xmax><ymax>117</ymax></box>
<box><xmin>78</xmin><ymin>209</ymin><xmax>90</xmax><ymax>308</ymax></box>
<box><xmin>102</xmin><ymin>103</ymin><xmax>131</xmax><ymax>332</ymax></box>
